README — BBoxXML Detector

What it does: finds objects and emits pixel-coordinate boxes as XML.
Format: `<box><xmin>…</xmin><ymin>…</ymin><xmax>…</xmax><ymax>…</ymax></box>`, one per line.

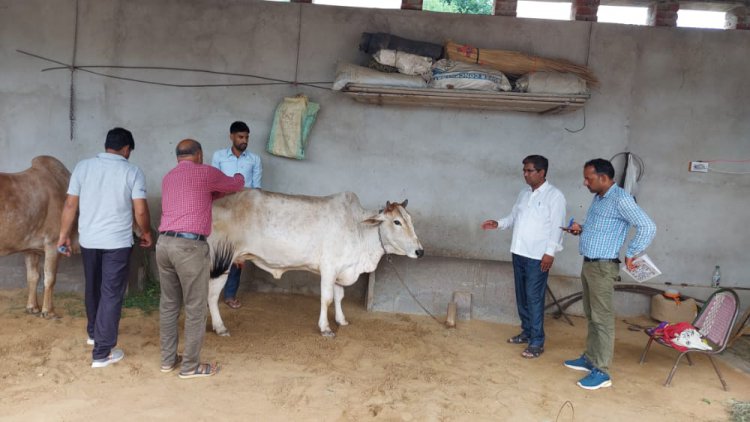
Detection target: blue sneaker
<box><xmin>563</xmin><ymin>354</ymin><xmax>593</xmax><ymax>372</ymax></box>
<box><xmin>577</xmin><ymin>368</ymin><xmax>612</xmax><ymax>390</ymax></box>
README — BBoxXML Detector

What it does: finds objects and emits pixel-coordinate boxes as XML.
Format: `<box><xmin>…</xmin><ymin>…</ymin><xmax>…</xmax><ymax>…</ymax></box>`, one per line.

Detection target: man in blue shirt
<box><xmin>563</xmin><ymin>158</ymin><xmax>656</xmax><ymax>390</ymax></box>
<box><xmin>211</xmin><ymin>121</ymin><xmax>262</xmax><ymax>309</ymax></box>
<box><xmin>57</xmin><ymin>127</ymin><xmax>153</xmax><ymax>368</ymax></box>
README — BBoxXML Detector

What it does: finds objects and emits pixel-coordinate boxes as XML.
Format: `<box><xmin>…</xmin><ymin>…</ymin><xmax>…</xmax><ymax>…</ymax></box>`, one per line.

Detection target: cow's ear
<box><xmin>401</xmin><ymin>199</ymin><xmax>408</xmax><ymax>209</ymax></box>
<box><xmin>362</xmin><ymin>214</ymin><xmax>385</xmax><ymax>226</ymax></box>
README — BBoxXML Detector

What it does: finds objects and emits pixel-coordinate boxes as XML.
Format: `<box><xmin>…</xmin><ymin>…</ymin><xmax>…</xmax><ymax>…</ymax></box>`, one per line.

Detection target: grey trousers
<box><xmin>581</xmin><ymin>261</ymin><xmax>619</xmax><ymax>373</ymax></box>
<box><xmin>156</xmin><ymin>235</ymin><xmax>210</xmax><ymax>374</ymax></box>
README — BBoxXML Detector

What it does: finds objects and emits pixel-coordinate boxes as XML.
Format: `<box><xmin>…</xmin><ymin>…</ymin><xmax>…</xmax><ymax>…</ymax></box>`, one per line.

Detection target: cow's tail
<box><xmin>210</xmin><ymin>240</ymin><xmax>235</xmax><ymax>279</ymax></box>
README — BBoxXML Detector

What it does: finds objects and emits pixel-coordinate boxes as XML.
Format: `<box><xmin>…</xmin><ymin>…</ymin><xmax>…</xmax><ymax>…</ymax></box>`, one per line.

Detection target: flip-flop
<box><xmin>224</xmin><ymin>298</ymin><xmax>241</xmax><ymax>309</ymax></box>
<box><xmin>521</xmin><ymin>346</ymin><xmax>544</xmax><ymax>359</ymax></box>
<box><xmin>160</xmin><ymin>355</ymin><xmax>183</xmax><ymax>373</ymax></box>
<box><xmin>178</xmin><ymin>362</ymin><xmax>220</xmax><ymax>379</ymax></box>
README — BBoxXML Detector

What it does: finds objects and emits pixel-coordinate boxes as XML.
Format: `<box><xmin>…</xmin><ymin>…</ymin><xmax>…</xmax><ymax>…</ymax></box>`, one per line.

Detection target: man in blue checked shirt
<box><xmin>211</xmin><ymin>121</ymin><xmax>262</xmax><ymax>309</ymax></box>
<box><xmin>563</xmin><ymin>158</ymin><xmax>656</xmax><ymax>391</ymax></box>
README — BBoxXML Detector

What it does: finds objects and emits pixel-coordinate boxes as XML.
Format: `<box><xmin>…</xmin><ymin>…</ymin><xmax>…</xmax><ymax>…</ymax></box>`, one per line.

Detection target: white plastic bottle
<box><xmin>711</xmin><ymin>265</ymin><xmax>721</xmax><ymax>288</ymax></box>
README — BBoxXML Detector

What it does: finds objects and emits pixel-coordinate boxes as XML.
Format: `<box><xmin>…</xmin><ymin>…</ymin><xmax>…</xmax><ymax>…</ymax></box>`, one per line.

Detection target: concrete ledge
<box><xmin>367</xmin><ymin>255</ymin><xmax>657</xmax><ymax>324</ymax></box>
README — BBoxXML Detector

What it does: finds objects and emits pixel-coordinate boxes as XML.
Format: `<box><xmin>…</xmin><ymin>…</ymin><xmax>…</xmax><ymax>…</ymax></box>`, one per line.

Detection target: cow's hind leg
<box><xmin>334</xmin><ymin>283</ymin><xmax>349</xmax><ymax>327</ymax></box>
<box><xmin>40</xmin><ymin>243</ymin><xmax>60</xmax><ymax>318</ymax></box>
<box><xmin>24</xmin><ymin>253</ymin><xmax>41</xmax><ymax>314</ymax></box>
<box><xmin>319</xmin><ymin>273</ymin><xmax>336</xmax><ymax>337</ymax></box>
<box><xmin>208</xmin><ymin>274</ymin><xmax>230</xmax><ymax>336</ymax></box>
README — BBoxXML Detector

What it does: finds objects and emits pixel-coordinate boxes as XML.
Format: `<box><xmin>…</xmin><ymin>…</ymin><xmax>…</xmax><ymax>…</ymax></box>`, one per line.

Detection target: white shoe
<box><xmin>91</xmin><ymin>348</ymin><xmax>124</xmax><ymax>368</ymax></box>
<box><xmin>87</xmin><ymin>337</ymin><xmax>95</xmax><ymax>346</ymax></box>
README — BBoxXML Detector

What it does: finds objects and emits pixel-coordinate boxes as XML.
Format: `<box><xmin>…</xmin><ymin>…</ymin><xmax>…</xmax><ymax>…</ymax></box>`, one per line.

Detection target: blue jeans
<box><xmin>511</xmin><ymin>253</ymin><xmax>549</xmax><ymax>348</ymax></box>
<box><xmin>223</xmin><ymin>264</ymin><xmax>241</xmax><ymax>300</ymax></box>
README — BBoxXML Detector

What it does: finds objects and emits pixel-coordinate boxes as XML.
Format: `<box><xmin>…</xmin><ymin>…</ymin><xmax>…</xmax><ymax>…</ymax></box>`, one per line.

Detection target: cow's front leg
<box><xmin>24</xmin><ymin>253</ymin><xmax>41</xmax><ymax>314</ymax></box>
<box><xmin>208</xmin><ymin>274</ymin><xmax>230</xmax><ymax>336</ymax></box>
<box><xmin>40</xmin><ymin>244</ymin><xmax>60</xmax><ymax>318</ymax></box>
<box><xmin>333</xmin><ymin>284</ymin><xmax>349</xmax><ymax>327</ymax></box>
<box><xmin>319</xmin><ymin>275</ymin><xmax>335</xmax><ymax>337</ymax></box>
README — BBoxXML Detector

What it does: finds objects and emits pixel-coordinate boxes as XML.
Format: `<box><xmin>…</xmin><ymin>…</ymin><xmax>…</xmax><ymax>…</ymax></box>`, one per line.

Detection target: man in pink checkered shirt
<box><xmin>156</xmin><ymin>138</ymin><xmax>244</xmax><ymax>379</ymax></box>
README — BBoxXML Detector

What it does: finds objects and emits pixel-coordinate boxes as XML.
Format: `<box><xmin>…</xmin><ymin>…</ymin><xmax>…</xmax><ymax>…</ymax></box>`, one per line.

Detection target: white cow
<box><xmin>207</xmin><ymin>190</ymin><xmax>424</xmax><ymax>337</ymax></box>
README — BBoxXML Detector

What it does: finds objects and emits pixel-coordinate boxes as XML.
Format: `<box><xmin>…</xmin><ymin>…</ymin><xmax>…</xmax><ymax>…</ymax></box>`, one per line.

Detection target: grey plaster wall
<box><xmin>1</xmin><ymin>0</ymin><xmax>748</xmax><ymax>319</ymax></box>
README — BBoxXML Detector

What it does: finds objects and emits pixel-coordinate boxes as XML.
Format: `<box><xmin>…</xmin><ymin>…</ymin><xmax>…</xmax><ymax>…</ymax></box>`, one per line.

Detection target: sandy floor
<box><xmin>0</xmin><ymin>288</ymin><xmax>747</xmax><ymax>422</ymax></box>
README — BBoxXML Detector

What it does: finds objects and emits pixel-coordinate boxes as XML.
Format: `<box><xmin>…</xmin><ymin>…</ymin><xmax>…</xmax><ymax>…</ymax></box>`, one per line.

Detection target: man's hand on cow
<box><xmin>540</xmin><ymin>254</ymin><xmax>554</xmax><ymax>272</ymax></box>
<box><xmin>481</xmin><ymin>220</ymin><xmax>499</xmax><ymax>230</ymax></box>
<box><xmin>139</xmin><ymin>231</ymin><xmax>153</xmax><ymax>248</ymax></box>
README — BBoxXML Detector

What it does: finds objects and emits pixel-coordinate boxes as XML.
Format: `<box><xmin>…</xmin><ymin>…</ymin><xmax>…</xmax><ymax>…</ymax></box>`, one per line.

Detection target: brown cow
<box><xmin>0</xmin><ymin>156</ymin><xmax>78</xmax><ymax>317</ymax></box>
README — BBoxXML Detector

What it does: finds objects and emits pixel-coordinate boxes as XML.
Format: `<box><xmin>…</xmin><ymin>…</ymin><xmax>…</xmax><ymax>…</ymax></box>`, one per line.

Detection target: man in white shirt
<box><xmin>482</xmin><ymin>155</ymin><xmax>566</xmax><ymax>359</ymax></box>
<box><xmin>211</xmin><ymin>121</ymin><xmax>262</xmax><ymax>309</ymax></box>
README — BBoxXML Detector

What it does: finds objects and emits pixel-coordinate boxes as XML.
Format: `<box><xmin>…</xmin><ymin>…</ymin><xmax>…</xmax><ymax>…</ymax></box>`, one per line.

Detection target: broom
<box><xmin>445</xmin><ymin>40</ymin><xmax>599</xmax><ymax>87</ymax></box>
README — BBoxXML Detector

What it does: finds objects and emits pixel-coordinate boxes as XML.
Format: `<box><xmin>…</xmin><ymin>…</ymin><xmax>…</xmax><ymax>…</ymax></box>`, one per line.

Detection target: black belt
<box><xmin>584</xmin><ymin>257</ymin><xmax>620</xmax><ymax>263</ymax></box>
<box><xmin>160</xmin><ymin>231</ymin><xmax>206</xmax><ymax>241</ymax></box>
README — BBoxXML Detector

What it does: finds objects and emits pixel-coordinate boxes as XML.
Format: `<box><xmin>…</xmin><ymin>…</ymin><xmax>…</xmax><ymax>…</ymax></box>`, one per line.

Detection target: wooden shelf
<box><xmin>340</xmin><ymin>84</ymin><xmax>589</xmax><ymax>114</ymax></box>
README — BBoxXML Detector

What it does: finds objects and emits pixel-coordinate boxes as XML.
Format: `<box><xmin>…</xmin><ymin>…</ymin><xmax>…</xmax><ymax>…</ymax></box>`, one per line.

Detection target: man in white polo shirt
<box><xmin>482</xmin><ymin>155</ymin><xmax>566</xmax><ymax>359</ymax></box>
<box><xmin>57</xmin><ymin>127</ymin><xmax>153</xmax><ymax>368</ymax></box>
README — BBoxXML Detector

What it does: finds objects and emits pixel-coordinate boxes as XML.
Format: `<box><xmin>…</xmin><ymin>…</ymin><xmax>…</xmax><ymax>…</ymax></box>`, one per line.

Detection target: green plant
<box><xmin>424</xmin><ymin>0</ymin><xmax>493</xmax><ymax>15</ymax></box>
<box><xmin>123</xmin><ymin>249</ymin><xmax>160</xmax><ymax>314</ymax></box>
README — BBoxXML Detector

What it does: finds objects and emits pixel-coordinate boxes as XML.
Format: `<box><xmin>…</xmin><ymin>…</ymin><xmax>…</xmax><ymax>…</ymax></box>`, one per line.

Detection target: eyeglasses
<box><xmin>523</xmin><ymin>169</ymin><xmax>539</xmax><ymax>174</ymax></box>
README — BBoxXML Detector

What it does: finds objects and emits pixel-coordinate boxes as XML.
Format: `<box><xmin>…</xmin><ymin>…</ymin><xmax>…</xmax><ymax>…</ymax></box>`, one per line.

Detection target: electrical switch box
<box><xmin>689</xmin><ymin>161</ymin><xmax>709</xmax><ymax>173</ymax></box>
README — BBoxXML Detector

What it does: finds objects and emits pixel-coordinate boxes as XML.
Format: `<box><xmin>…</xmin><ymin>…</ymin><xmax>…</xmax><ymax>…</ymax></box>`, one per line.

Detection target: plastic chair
<box><xmin>638</xmin><ymin>288</ymin><xmax>740</xmax><ymax>391</ymax></box>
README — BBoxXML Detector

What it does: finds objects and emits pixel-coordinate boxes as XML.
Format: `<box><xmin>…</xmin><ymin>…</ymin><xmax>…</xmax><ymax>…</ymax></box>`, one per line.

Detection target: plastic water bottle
<box><xmin>711</xmin><ymin>265</ymin><xmax>721</xmax><ymax>288</ymax></box>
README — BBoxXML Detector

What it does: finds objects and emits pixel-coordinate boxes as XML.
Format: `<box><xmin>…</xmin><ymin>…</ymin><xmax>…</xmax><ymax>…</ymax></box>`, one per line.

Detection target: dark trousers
<box><xmin>512</xmin><ymin>253</ymin><xmax>549</xmax><ymax>348</ymax></box>
<box><xmin>82</xmin><ymin>246</ymin><xmax>132</xmax><ymax>360</ymax></box>
<box><xmin>223</xmin><ymin>264</ymin><xmax>241</xmax><ymax>300</ymax></box>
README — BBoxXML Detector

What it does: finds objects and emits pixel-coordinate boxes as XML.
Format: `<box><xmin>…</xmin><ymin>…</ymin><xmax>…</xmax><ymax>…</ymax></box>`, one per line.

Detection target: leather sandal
<box><xmin>178</xmin><ymin>362</ymin><xmax>220</xmax><ymax>379</ymax></box>
<box><xmin>160</xmin><ymin>355</ymin><xmax>182</xmax><ymax>373</ymax></box>
<box><xmin>507</xmin><ymin>334</ymin><xmax>529</xmax><ymax>344</ymax></box>
<box><xmin>521</xmin><ymin>346</ymin><xmax>544</xmax><ymax>359</ymax></box>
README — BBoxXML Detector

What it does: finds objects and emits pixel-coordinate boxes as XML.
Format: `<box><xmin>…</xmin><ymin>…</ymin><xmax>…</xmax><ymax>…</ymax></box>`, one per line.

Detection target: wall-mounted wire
<box><xmin>17</xmin><ymin>50</ymin><xmax>333</xmax><ymax>90</ymax></box>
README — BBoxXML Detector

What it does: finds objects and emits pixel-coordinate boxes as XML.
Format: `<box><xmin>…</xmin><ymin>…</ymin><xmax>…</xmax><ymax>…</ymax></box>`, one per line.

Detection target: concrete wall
<box><xmin>1</xmin><ymin>0</ymin><xmax>748</xmax><ymax>318</ymax></box>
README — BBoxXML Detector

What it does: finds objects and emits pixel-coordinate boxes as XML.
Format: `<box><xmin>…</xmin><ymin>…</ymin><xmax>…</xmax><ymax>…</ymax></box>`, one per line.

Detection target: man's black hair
<box><xmin>523</xmin><ymin>155</ymin><xmax>549</xmax><ymax>177</ymax></box>
<box><xmin>104</xmin><ymin>127</ymin><xmax>135</xmax><ymax>151</ymax></box>
<box><xmin>176</xmin><ymin>139</ymin><xmax>202</xmax><ymax>156</ymax></box>
<box><xmin>584</xmin><ymin>158</ymin><xmax>615</xmax><ymax>179</ymax></box>
<box><xmin>230</xmin><ymin>121</ymin><xmax>249</xmax><ymax>134</ymax></box>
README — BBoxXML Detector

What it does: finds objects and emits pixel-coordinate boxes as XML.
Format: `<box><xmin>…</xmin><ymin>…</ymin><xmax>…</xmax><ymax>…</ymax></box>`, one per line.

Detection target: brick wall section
<box><xmin>571</xmin><ymin>0</ymin><xmax>600</xmax><ymax>22</ymax></box>
<box><xmin>648</xmin><ymin>0</ymin><xmax>680</xmax><ymax>27</ymax></box>
<box><xmin>401</xmin><ymin>0</ymin><xmax>423</xmax><ymax>10</ymax></box>
<box><xmin>494</xmin><ymin>0</ymin><xmax>518</xmax><ymax>17</ymax></box>
<box><xmin>726</xmin><ymin>6</ymin><xmax>750</xmax><ymax>30</ymax></box>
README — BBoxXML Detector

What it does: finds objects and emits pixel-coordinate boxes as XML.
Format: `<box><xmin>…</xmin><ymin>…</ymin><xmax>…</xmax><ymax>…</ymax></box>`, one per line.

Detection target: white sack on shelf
<box><xmin>429</xmin><ymin>59</ymin><xmax>512</xmax><ymax>92</ymax></box>
<box><xmin>332</xmin><ymin>62</ymin><xmax>428</xmax><ymax>91</ymax></box>
<box><xmin>515</xmin><ymin>71</ymin><xmax>588</xmax><ymax>94</ymax></box>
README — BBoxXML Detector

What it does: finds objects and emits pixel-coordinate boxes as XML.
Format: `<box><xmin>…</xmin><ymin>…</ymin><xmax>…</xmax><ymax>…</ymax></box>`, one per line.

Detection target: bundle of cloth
<box><xmin>333</xmin><ymin>33</ymin><xmax>441</xmax><ymax>91</ymax></box>
<box><xmin>646</xmin><ymin>321</ymin><xmax>713</xmax><ymax>352</ymax></box>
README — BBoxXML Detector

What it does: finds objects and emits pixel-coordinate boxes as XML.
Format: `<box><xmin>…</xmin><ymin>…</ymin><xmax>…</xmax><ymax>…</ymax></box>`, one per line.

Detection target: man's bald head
<box><xmin>175</xmin><ymin>139</ymin><xmax>203</xmax><ymax>163</ymax></box>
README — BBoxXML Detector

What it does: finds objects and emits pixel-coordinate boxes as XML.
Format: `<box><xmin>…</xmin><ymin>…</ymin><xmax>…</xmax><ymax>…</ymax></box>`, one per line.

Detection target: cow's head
<box><xmin>364</xmin><ymin>200</ymin><xmax>424</xmax><ymax>259</ymax></box>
